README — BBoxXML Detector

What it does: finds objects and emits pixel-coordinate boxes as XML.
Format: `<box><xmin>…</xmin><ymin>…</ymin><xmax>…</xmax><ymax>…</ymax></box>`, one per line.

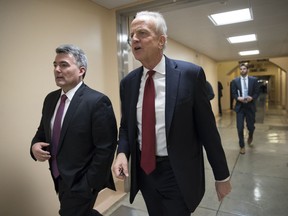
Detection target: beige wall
<box><xmin>217</xmin><ymin>61</ymin><xmax>238</xmax><ymax>111</ymax></box>
<box><xmin>165</xmin><ymin>38</ymin><xmax>219</xmax><ymax>113</ymax></box>
<box><xmin>281</xmin><ymin>70</ymin><xmax>286</xmax><ymax>107</ymax></box>
<box><xmin>249</xmin><ymin>64</ymin><xmax>280</xmax><ymax>103</ymax></box>
<box><xmin>0</xmin><ymin>0</ymin><xmax>119</xmax><ymax>215</ymax></box>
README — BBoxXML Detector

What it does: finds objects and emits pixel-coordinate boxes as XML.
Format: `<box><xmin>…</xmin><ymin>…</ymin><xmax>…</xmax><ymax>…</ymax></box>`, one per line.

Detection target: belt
<box><xmin>156</xmin><ymin>155</ymin><xmax>169</xmax><ymax>162</ymax></box>
<box><xmin>139</xmin><ymin>150</ymin><xmax>168</xmax><ymax>162</ymax></box>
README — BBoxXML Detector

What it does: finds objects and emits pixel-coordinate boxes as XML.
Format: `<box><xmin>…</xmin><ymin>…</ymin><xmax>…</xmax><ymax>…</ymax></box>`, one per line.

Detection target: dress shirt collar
<box><xmin>143</xmin><ymin>55</ymin><xmax>166</xmax><ymax>76</ymax></box>
<box><xmin>241</xmin><ymin>75</ymin><xmax>248</xmax><ymax>80</ymax></box>
<box><xmin>60</xmin><ymin>81</ymin><xmax>83</xmax><ymax>101</ymax></box>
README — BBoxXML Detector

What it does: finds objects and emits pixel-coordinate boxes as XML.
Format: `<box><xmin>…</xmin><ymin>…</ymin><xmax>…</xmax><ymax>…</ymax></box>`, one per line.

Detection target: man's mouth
<box><xmin>134</xmin><ymin>46</ymin><xmax>141</xmax><ymax>51</ymax></box>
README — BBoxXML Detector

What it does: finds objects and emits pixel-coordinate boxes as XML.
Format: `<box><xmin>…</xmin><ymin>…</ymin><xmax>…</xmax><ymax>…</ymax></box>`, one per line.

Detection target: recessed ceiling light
<box><xmin>209</xmin><ymin>8</ymin><xmax>253</xmax><ymax>26</ymax></box>
<box><xmin>239</xmin><ymin>50</ymin><xmax>259</xmax><ymax>56</ymax></box>
<box><xmin>227</xmin><ymin>34</ymin><xmax>257</xmax><ymax>44</ymax></box>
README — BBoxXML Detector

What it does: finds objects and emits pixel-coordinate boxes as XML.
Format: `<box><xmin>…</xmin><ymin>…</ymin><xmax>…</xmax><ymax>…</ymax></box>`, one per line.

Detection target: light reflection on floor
<box><xmin>104</xmin><ymin>94</ymin><xmax>288</xmax><ymax>216</ymax></box>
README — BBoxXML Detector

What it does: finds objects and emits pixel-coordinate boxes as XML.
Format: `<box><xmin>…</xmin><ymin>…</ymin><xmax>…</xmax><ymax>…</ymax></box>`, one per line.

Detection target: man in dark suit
<box><xmin>231</xmin><ymin>63</ymin><xmax>260</xmax><ymax>154</ymax></box>
<box><xmin>30</xmin><ymin>44</ymin><xmax>117</xmax><ymax>216</ymax></box>
<box><xmin>218</xmin><ymin>81</ymin><xmax>223</xmax><ymax>115</ymax></box>
<box><xmin>206</xmin><ymin>81</ymin><xmax>215</xmax><ymax>101</ymax></box>
<box><xmin>113</xmin><ymin>11</ymin><xmax>231</xmax><ymax>216</ymax></box>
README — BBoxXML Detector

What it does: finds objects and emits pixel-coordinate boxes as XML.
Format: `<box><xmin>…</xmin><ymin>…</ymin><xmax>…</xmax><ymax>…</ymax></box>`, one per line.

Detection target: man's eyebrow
<box><xmin>53</xmin><ymin>61</ymin><xmax>69</xmax><ymax>64</ymax></box>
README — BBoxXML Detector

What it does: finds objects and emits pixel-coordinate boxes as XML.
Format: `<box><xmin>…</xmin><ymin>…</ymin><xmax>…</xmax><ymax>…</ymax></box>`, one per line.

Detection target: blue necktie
<box><xmin>243</xmin><ymin>78</ymin><xmax>248</xmax><ymax>98</ymax></box>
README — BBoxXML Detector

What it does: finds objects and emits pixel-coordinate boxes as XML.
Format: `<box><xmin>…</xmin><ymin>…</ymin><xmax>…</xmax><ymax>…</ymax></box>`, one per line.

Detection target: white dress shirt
<box><xmin>137</xmin><ymin>56</ymin><xmax>168</xmax><ymax>156</ymax></box>
<box><xmin>50</xmin><ymin>81</ymin><xmax>83</xmax><ymax>133</ymax></box>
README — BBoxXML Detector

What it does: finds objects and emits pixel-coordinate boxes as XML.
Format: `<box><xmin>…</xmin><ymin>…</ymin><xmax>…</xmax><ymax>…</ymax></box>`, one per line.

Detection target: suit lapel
<box><xmin>165</xmin><ymin>57</ymin><xmax>180</xmax><ymax>137</ymax></box>
<box><xmin>128</xmin><ymin>68</ymin><xmax>143</xmax><ymax>133</ymax></box>
<box><xmin>248</xmin><ymin>76</ymin><xmax>253</xmax><ymax>95</ymax></box>
<box><xmin>46</xmin><ymin>90</ymin><xmax>61</xmax><ymax>143</ymax></box>
<box><xmin>236</xmin><ymin>77</ymin><xmax>242</xmax><ymax>96</ymax></box>
<box><xmin>58</xmin><ymin>84</ymin><xmax>85</xmax><ymax>149</ymax></box>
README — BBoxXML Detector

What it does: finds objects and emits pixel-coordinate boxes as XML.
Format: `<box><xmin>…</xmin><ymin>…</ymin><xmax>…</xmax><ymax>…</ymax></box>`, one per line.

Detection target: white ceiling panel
<box><xmin>91</xmin><ymin>0</ymin><xmax>288</xmax><ymax>62</ymax></box>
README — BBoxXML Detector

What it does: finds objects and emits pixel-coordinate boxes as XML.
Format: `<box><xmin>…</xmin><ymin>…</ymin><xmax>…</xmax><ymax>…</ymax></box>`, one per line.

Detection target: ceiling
<box><xmin>91</xmin><ymin>0</ymin><xmax>288</xmax><ymax>62</ymax></box>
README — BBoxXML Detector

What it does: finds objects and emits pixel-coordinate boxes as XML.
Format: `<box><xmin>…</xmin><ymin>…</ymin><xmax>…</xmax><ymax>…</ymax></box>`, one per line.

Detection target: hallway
<box><xmin>103</xmin><ymin>94</ymin><xmax>288</xmax><ymax>216</ymax></box>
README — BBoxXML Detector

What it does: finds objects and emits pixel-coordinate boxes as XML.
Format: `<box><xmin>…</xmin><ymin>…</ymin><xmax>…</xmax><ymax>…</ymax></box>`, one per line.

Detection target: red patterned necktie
<box><xmin>51</xmin><ymin>94</ymin><xmax>67</xmax><ymax>178</ymax></box>
<box><xmin>141</xmin><ymin>70</ymin><xmax>156</xmax><ymax>174</ymax></box>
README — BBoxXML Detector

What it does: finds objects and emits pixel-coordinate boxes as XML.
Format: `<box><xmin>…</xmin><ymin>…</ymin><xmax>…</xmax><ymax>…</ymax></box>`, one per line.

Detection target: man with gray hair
<box><xmin>113</xmin><ymin>11</ymin><xmax>231</xmax><ymax>216</ymax></box>
<box><xmin>31</xmin><ymin>44</ymin><xmax>117</xmax><ymax>216</ymax></box>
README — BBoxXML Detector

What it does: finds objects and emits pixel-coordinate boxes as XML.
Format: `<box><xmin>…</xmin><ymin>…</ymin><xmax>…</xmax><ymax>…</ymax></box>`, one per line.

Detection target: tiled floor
<box><xmin>103</xmin><ymin>94</ymin><xmax>288</xmax><ymax>216</ymax></box>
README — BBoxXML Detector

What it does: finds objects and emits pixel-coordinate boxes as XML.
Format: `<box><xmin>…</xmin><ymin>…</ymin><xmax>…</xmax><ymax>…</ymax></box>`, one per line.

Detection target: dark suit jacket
<box><xmin>206</xmin><ymin>81</ymin><xmax>215</xmax><ymax>100</ymax></box>
<box><xmin>231</xmin><ymin>76</ymin><xmax>260</xmax><ymax>113</ymax></box>
<box><xmin>31</xmin><ymin>83</ymin><xmax>117</xmax><ymax>193</ymax></box>
<box><xmin>118</xmin><ymin>56</ymin><xmax>230</xmax><ymax>212</ymax></box>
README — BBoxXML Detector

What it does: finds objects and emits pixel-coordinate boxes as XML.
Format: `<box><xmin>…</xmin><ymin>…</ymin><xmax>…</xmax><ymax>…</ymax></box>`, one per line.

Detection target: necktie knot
<box><xmin>147</xmin><ymin>70</ymin><xmax>155</xmax><ymax>78</ymax></box>
<box><xmin>61</xmin><ymin>94</ymin><xmax>67</xmax><ymax>102</ymax></box>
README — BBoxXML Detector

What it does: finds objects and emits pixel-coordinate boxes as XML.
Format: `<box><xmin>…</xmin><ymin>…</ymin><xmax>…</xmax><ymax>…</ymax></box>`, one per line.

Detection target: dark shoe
<box><xmin>247</xmin><ymin>136</ymin><xmax>253</xmax><ymax>146</ymax></box>
<box><xmin>240</xmin><ymin>147</ymin><xmax>245</xmax><ymax>154</ymax></box>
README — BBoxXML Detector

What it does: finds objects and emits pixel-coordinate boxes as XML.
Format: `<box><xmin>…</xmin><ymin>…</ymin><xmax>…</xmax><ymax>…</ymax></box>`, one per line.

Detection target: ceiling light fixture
<box><xmin>209</xmin><ymin>8</ymin><xmax>253</xmax><ymax>26</ymax></box>
<box><xmin>239</xmin><ymin>50</ymin><xmax>259</xmax><ymax>56</ymax></box>
<box><xmin>227</xmin><ymin>34</ymin><xmax>257</xmax><ymax>44</ymax></box>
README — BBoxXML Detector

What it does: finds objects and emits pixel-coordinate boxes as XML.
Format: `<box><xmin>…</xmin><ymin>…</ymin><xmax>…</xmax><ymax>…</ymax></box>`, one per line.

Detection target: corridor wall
<box><xmin>0</xmin><ymin>0</ymin><xmax>119</xmax><ymax>215</ymax></box>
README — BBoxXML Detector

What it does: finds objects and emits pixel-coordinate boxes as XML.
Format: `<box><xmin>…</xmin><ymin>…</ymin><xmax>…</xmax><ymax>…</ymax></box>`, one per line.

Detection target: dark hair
<box><xmin>239</xmin><ymin>63</ymin><xmax>249</xmax><ymax>69</ymax></box>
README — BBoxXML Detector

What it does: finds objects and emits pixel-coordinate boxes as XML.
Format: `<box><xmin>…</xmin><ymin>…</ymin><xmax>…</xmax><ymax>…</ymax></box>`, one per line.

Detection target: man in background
<box><xmin>206</xmin><ymin>81</ymin><xmax>215</xmax><ymax>101</ymax></box>
<box><xmin>218</xmin><ymin>81</ymin><xmax>223</xmax><ymax>115</ymax></box>
<box><xmin>231</xmin><ymin>63</ymin><xmax>260</xmax><ymax>154</ymax></box>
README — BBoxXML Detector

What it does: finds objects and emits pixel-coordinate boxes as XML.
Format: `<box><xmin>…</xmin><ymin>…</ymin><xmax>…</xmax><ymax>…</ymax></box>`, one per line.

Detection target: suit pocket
<box><xmin>71</xmin><ymin>173</ymin><xmax>90</xmax><ymax>193</ymax></box>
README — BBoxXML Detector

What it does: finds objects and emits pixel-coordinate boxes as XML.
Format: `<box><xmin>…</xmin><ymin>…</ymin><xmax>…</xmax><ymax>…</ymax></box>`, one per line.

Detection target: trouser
<box><xmin>57</xmin><ymin>177</ymin><xmax>102</xmax><ymax>216</ymax></box>
<box><xmin>138</xmin><ymin>157</ymin><xmax>190</xmax><ymax>216</ymax></box>
<box><xmin>218</xmin><ymin>97</ymin><xmax>222</xmax><ymax>114</ymax></box>
<box><xmin>236</xmin><ymin>108</ymin><xmax>255</xmax><ymax>147</ymax></box>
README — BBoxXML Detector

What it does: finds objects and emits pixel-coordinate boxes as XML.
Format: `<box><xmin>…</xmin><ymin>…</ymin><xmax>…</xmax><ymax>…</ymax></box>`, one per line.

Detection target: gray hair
<box><xmin>56</xmin><ymin>44</ymin><xmax>88</xmax><ymax>78</ymax></box>
<box><xmin>135</xmin><ymin>11</ymin><xmax>168</xmax><ymax>48</ymax></box>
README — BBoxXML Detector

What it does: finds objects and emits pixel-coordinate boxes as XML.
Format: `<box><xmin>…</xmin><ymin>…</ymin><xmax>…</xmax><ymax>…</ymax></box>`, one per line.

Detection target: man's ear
<box><xmin>158</xmin><ymin>35</ymin><xmax>166</xmax><ymax>49</ymax></box>
<box><xmin>79</xmin><ymin>67</ymin><xmax>86</xmax><ymax>75</ymax></box>
<box><xmin>79</xmin><ymin>66</ymin><xmax>86</xmax><ymax>79</ymax></box>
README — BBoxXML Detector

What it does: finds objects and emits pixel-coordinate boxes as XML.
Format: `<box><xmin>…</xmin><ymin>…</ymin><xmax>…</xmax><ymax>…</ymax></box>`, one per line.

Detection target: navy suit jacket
<box><xmin>118</xmin><ymin>56</ymin><xmax>230</xmax><ymax>212</ymax></box>
<box><xmin>231</xmin><ymin>76</ymin><xmax>260</xmax><ymax>112</ymax></box>
<box><xmin>31</xmin><ymin>83</ymin><xmax>117</xmax><ymax>193</ymax></box>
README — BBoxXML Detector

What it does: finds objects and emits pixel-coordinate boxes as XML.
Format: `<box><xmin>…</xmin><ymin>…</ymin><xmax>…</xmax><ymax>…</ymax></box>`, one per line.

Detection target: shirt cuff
<box><xmin>216</xmin><ymin>176</ymin><xmax>230</xmax><ymax>182</ymax></box>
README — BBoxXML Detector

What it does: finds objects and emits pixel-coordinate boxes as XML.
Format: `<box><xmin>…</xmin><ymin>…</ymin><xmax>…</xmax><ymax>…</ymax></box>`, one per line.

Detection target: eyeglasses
<box><xmin>127</xmin><ymin>29</ymin><xmax>151</xmax><ymax>46</ymax></box>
